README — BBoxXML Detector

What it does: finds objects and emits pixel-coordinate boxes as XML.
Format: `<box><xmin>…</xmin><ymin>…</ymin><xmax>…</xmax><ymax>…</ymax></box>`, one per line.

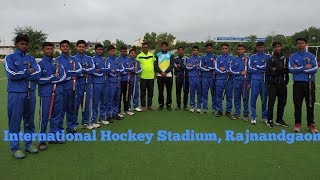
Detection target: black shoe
<box><xmin>225</xmin><ymin>112</ymin><xmax>232</xmax><ymax>118</ymax></box>
<box><xmin>38</xmin><ymin>142</ymin><xmax>47</xmax><ymax>151</ymax></box>
<box><xmin>216</xmin><ymin>111</ymin><xmax>223</xmax><ymax>117</ymax></box>
<box><xmin>275</xmin><ymin>120</ymin><xmax>289</xmax><ymax>128</ymax></box>
<box><xmin>175</xmin><ymin>106</ymin><xmax>181</xmax><ymax>111</ymax></box>
<box><xmin>266</xmin><ymin>120</ymin><xmax>274</xmax><ymax>128</ymax></box>
<box><xmin>113</xmin><ymin>115</ymin><xmax>123</xmax><ymax>120</ymax></box>
<box><xmin>184</xmin><ymin>106</ymin><xmax>188</xmax><ymax>111</ymax></box>
<box><xmin>158</xmin><ymin>105</ymin><xmax>164</xmax><ymax>111</ymax></box>
<box><xmin>167</xmin><ymin>106</ymin><xmax>172</xmax><ymax>111</ymax></box>
<box><xmin>107</xmin><ymin>117</ymin><xmax>114</xmax><ymax>123</ymax></box>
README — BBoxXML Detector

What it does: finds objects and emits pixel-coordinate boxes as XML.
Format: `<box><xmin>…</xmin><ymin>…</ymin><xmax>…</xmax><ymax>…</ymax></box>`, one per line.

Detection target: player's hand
<box><xmin>96</xmin><ymin>69</ymin><xmax>100</xmax><ymax>72</ymax></box>
<box><xmin>161</xmin><ymin>72</ymin><xmax>166</xmax><ymax>77</ymax></box>
<box><xmin>72</xmin><ymin>76</ymin><xmax>77</xmax><ymax>80</ymax></box>
<box><xmin>272</xmin><ymin>67</ymin><xmax>277</xmax><ymax>71</ymax></box>
<box><xmin>220</xmin><ymin>67</ymin><xmax>225</xmax><ymax>71</ymax></box>
<box><xmin>83</xmin><ymin>74</ymin><xmax>89</xmax><ymax>77</ymax></box>
<box><xmin>29</xmin><ymin>68</ymin><xmax>35</xmax><ymax>74</ymax></box>
<box><xmin>112</xmin><ymin>69</ymin><xmax>115</xmax><ymax>73</ymax></box>
<box><xmin>241</xmin><ymin>71</ymin><xmax>247</xmax><ymax>76</ymax></box>
<box><xmin>305</xmin><ymin>64</ymin><xmax>312</xmax><ymax>69</ymax></box>
<box><xmin>176</xmin><ymin>64</ymin><xmax>180</xmax><ymax>67</ymax></box>
<box><xmin>204</xmin><ymin>65</ymin><xmax>208</xmax><ymax>68</ymax></box>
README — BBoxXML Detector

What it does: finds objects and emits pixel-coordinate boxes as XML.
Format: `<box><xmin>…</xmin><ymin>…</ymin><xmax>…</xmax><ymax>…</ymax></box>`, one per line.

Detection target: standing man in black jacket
<box><xmin>154</xmin><ymin>41</ymin><xmax>174</xmax><ymax>111</ymax></box>
<box><xmin>265</xmin><ymin>41</ymin><xmax>289</xmax><ymax>128</ymax></box>
<box><xmin>174</xmin><ymin>46</ymin><xmax>189</xmax><ymax>111</ymax></box>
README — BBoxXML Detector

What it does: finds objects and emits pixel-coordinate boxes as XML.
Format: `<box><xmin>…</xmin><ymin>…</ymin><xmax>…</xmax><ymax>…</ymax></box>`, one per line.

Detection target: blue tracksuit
<box><xmin>186</xmin><ymin>55</ymin><xmax>202</xmax><ymax>109</ymax></box>
<box><xmin>106</xmin><ymin>55</ymin><xmax>124</xmax><ymax>118</ymax></box>
<box><xmin>74</xmin><ymin>52</ymin><xmax>95</xmax><ymax>125</ymax></box>
<box><xmin>230</xmin><ymin>54</ymin><xmax>250</xmax><ymax>116</ymax></box>
<box><xmin>118</xmin><ymin>55</ymin><xmax>134</xmax><ymax>112</ymax></box>
<box><xmin>248</xmin><ymin>52</ymin><xmax>270</xmax><ymax>120</ymax></box>
<box><xmin>92</xmin><ymin>54</ymin><xmax>109</xmax><ymax>123</ymax></box>
<box><xmin>215</xmin><ymin>53</ymin><xmax>234</xmax><ymax>113</ymax></box>
<box><xmin>129</xmin><ymin>57</ymin><xmax>142</xmax><ymax>109</ymax></box>
<box><xmin>56</xmin><ymin>53</ymin><xmax>82</xmax><ymax>132</ymax></box>
<box><xmin>4</xmin><ymin>49</ymin><xmax>41</xmax><ymax>152</ymax></box>
<box><xmin>288</xmin><ymin>49</ymin><xmax>318</xmax><ymax>81</ymax></box>
<box><xmin>37</xmin><ymin>56</ymin><xmax>66</xmax><ymax>141</ymax></box>
<box><xmin>200</xmin><ymin>53</ymin><xmax>217</xmax><ymax>111</ymax></box>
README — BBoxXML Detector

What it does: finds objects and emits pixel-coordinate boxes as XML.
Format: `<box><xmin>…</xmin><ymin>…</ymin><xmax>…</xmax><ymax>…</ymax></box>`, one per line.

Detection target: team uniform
<box><xmin>289</xmin><ymin>49</ymin><xmax>318</xmax><ymax>132</ymax></box>
<box><xmin>154</xmin><ymin>51</ymin><xmax>174</xmax><ymax>110</ymax></box>
<box><xmin>38</xmin><ymin>56</ymin><xmax>66</xmax><ymax>142</ymax></box>
<box><xmin>128</xmin><ymin>57</ymin><xmax>142</xmax><ymax>111</ymax></box>
<box><xmin>118</xmin><ymin>55</ymin><xmax>135</xmax><ymax>115</ymax></box>
<box><xmin>230</xmin><ymin>54</ymin><xmax>250</xmax><ymax>119</ymax></box>
<box><xmin>92</xmin><ymin>54</ymin><xmax>109</xmax><ymax>127</ymax></box>
<box><xmin>106</xmin><ymin>55</ymin><xmax>124</xmax><ymax>120</ymax></box>
<box><xmin>248</xmin><ymin>52</ymin><xmax>270</xmax><ymax>124</ymax></box>
<box><xmin>56</xmin><ymin>53</ymin><xmax>82</xmax><ymax>133</ymax></box>
<box><xmin>200</xmin><ymin>53</ymin><xmax>216</xmax><ymax>113</ymax></box>
<box><xmin>215</xmin><ymin>53</ymin><xmax>233</xmax><ymax>116</ymax></box>
<box><xmin>186</xmin><ymin>54</ymin><xmax>202</xmax><ymax>112</ymax></box>
<box><xmin>173</xmin><ymin>55</ymin><xmax>189</xmax><ymax>110</ymax></box>
<box><xmin>73</xmin><ymin>52</ymin><xmax>95</xmax><ymax>129</ymax></box>
<box><xmin>5</xmin><ymin>49</ymin><xmax>41</xmax><ymax>157</ymax></box>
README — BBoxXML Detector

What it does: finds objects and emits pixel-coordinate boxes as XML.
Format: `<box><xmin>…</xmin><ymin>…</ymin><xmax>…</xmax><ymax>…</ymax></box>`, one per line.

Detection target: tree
<box><xmin>103</xmin><ymin>40</ymin><xmax>111</xmax><ymax>48</ymax></box>
<box><xmin>142</xmin><ymin>32</ymin><xmax>157</xmax><ymax>49</ymax></box>
<box><xmin>13</xmin><ymin>26</ymin><xmax>48</xmax><ymax>56</ymax></box>
<box><xmin>115</xmin><ymin>39</ymin><xmax>127</xmax><ymax>50</ymax></box>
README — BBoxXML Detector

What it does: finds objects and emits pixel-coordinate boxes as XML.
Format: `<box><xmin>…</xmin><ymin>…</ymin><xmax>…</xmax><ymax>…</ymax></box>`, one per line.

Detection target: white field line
<box><xmin>0</xmin><ymin>77</ymin><xmax>7</xmax><ymax>80</ymax></box>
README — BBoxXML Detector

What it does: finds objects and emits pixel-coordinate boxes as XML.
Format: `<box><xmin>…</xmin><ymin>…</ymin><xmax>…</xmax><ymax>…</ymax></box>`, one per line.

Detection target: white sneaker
<box><xmin>190</xmin><ymin>107</ymin><xmax>195</xmax><ymax>113</ymax></box>
<box><xmin>92</xmin><ymin>123</ymin><xmax>100</xmax><ymax>128</ymax></box>
<box><xmin>134</xmin><ymin>107</ymin><xmax>142</xmax><ymax>112</ymax></box>
<box><xmin>82</xmin><ymin>124</ymin><xmax>93</xmax><ymax>130</ymax></box>
<box><xmin>118</xmin><ymin>113</ymin><xmax>124</xmax><ymax>118</ymax></box>
<box><xmin>251</xmin><ymin>119</ymin><xmax>257</xmax><ymax>125</ymax></box>
<box><xmin>126</xmin><ymin>111</ymin><xmax>134</xmax><ymax>116</ymax></box>
<box><xmin>261</xmin><ymin>118</ymin><xmax>267</xmax><ymax>123</ymax></box>
<box><xmin>197</xmin><ymin>109</ymin><xmax>201</xmax><ymax>113</ymax></box>
<box><xmin>101</xmin><ymin>120</ymin><xmax>110</xmax><ymax>125</ymax></box>
<box><xmin>128</xmin><ymin>108</ymin><xmax>131</xmax><ymax>111</ymax></box>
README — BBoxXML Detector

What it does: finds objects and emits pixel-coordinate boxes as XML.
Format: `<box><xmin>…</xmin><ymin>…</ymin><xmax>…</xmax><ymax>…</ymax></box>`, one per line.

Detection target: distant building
<box><xmin>0</xmin><ymin>46</ymin><xmax>15</xmax><ymax>55</ymax></box>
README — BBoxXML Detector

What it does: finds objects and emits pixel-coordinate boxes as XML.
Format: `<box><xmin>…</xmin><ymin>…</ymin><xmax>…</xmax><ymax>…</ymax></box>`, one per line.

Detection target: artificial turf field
<box><xmin>0</xmin><ymin>63</ymin><xmax>319</xmax><ymax>179</ymax></box>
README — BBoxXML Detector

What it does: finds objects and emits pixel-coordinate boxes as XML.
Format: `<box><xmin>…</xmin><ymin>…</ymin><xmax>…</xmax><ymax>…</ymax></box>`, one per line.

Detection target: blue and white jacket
<box><xmin>118</xmin><ymin>55</ymin><xmax>134</xmax><ymax>82</ymax></box>
<box><xmin>186</xmin><ymin>55</ymin><xmax>202</xmax><ymax>77</ymax></box>
<box><xmin>289</xmin><ymin>49</ymin><xmax>318</xmax><ymax>82</ymax></box>
<box><xmin>129</xmin><ymin>57</ymin><xmax>142</xmax><ymax>82</ymax></box>
<box><xmin>4</xmin><ymin>49</ymin><xmax>41</xmax><ymax>93</ymax></box>
<box><xmin>107</xmin><ymin>55</ymin><xmax>124</xmax><ymax>83</ymax></box>
<box><xmin>215</xmin><ymin>53</ymin><xmax>233</xmax><ymax>80</ymax></box>
<box><xmin>230</xmin><ymin>54</ymin><xmax>250</xmax><ymax>81</ymax></box>
<box><xmin>73</xmin><ymin>52</ymin><xmax>95</xmax><ymax>85</ymax></box>
<box><xmin>248</xmin><ymin>52</ymin><xmax>271</xmax><ymax>80</ymax></box>
<box><xmin>200</xmin><ymin>53</ymin><xmax>216</xmax><ymax>78</ymax></box>
<box><xmin>37</xmin><ymin>56</ymin><xmax>66</xmax><ymax>97</ymax></box>
<box><xmin>92</xmin><ymin>54</ymin><xmax>109</xmax><ymax>84</ymax></box>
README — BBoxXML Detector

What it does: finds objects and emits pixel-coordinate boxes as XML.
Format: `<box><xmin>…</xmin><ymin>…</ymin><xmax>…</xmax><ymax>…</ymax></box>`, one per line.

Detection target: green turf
<box><xmin>0</xmin><ymin>63</ymin><xmax>319</xmax><ymax>179</ymax></box>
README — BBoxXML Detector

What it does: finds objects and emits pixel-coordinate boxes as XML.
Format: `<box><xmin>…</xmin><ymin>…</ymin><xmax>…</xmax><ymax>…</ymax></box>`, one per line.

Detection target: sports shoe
<box><xmin>101</xmin><ymin>119</ymin><xmax>110</xmax><ymax>125</ymax></box>
<box><xmin>107</xmin><ymin>117</ymin><xmax>114</xmax><ymax>123</ymax></box>
<box><xmin>126</xmin><ymin>111</ymin><xmax>134</xmax><ymax>116</ymax></box>
<box><xmin>251</xmin><ymin>118</ymin><xmax>257</xmax><ymax>124</ymax></box>
<box><xmin>202</xmin><ymin>109</ymin><xmax>207</xmax><ymax>114</ymax></box>
<box><xmin>275</xmin><ymin>120</ymin><xmax>289</xmax><ymax>128</ymax></box>
<box><xmin>197</xmin><ymin>109</ymin><xmax>201</xmax><ymax>113</ymax></box>
<box><xmin>294</xmin><ymin>123</ymin><xmax>301</xmax><ymax>132</ymax></box>
<box><xmin>92</xmin><ymin>123</ymin><xmax>101</xmax><ymax>128</ymax></box>
<box><xmin>243</xmin><ymin>115</ymin><xmax>249</xmax><ymax>122</ymax></box>
<box><xmin>38</xmin><ymin>142</ymin><xmax>47</xmax><ymax>151</ymax></box>
<box><xmin>266</xmin><ymin>120</ymin><xmax>274</xmax><ymax>128</ymax></box>
<box><xmin>81</xmin><ymin>124</ymin><xmax>93</xmax><ymax>130</ymax></box>
<box><xmin>261</xmin><ymin>118</ymin><xmax>267</xmax><ymax>123</ymax></box>
<box><xmin>216</xmin><ymin>111</ymin><xmax>223</xmax><ymax>117</ymax></box>
<box><xmin>12</xmin><ymin>150</ymin><xmax>25</xmax><ymax>159</ymax></box>
<box><xmin>190</xmin><ymin>107</ymin><xmax>195</xmax><ymax>113</ymax></box>
<box><xmin>25</xmin><ymin>145</ymin><xmax>39</xmax><ymax>154</ymax></box>
<box><xmin>308</xmin><ymin>124</ymin><xmax>319</xmax><ymax>133</ymax></box>
<box><xmin>148</xmin><ymin>106</ymin><xmax>155</xmax><ymax>111</ymax></box>
<box><xmin>167</xmin><ymin>106</ymin><xmax>172</xmax><ymax>111</ymax></box>
<box><xmin>134</xmin><ymin>107</ymin><xmax>143</xmax><ymax>112</ymax></box>
<box><xmin>142</xmin><ymin>107</ymin><xmax>147</xmax><ymax>112</ymax></box>
<box><xmin>117</xmin><ymin>113</ymin><xmax>124</xmax><ymax>118</ymax></box>
<box><xmin>175</xmin><ymin>106</ymin><xmax>181</xmax><ymax>111</ymax></box>
<box><xmin>231</xmin><ymin>114</ymin><xmax>240</xmax><ymax>120</ymax></box>
<box><xmin>184</xmin><ymin>106</ymin><xmax>188</xmax><ymax>111</ymax></box>
<box><xmin>158</xmin><ymin>105</ymin><xmax>164</xmax><ymax>111</ymax></box>
<box><xmin>225</xmin><ymin>112</ymin><xmax>232</xmax><ymax>118</ymax></box>
<box><xmin>113</xmin><ymin>115</ymin><xmax>123</xmax><ymax>120</ymax></box>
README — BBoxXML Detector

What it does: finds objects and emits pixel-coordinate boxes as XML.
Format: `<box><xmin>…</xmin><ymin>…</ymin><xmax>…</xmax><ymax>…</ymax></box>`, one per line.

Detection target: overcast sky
<box><xmin>0</xmin><ymin>0</ymin><xmax>319</xmax><ymax>45</ymax></box>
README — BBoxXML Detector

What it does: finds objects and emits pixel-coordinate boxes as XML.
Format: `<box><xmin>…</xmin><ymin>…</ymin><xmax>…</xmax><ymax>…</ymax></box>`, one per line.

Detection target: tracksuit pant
<box><xmin>175</xmin><ymin>76</ymin><xmax>189</xmax><ymax>108</ymax></box>
<box><xmin>39</xmin><ymin>94</ymin><xmax>63</xmax><ymax>143</ymax></box>
<box><xmin>106</xmin><ymin>82</ymin><xmax>121</xmax><ymax>118</ymax></box>
<box><xmin>293</xmin><ymin>81</ymin><xmax>316</xmax><ymax>125</ymax></box>
<box><xmin>267</xmin><ymin>84</ymin><xmax>287</xmax><ymax>122</ymax></box>
<box><xmin>7</xmin><ymin>91</ymin><xmax>36</xmax><ymax>152</ymax></box>
<box><xmin>216</xmin><ymin>78</ymin><xmax>233</xmax><ymax>113</ymax></box>
<box><xmin>233</xmin><ymin>80</ymin><xmax>250</xmax><ymax>116</ymax></box>
<box><xmin>189</xmin><ymin>76</ymin><xmax>202</xmax><ymax>109</ymax></box>
<box><xmin>75</xmin><ymin>83</ymin><xmax>92</xmax><ymax>125</ymax></box>
<box><xmin>202</xmin><ymin>77</ymin><xmax>216</xmax><ymax>111</ymax></box>
<box><xmin>92</xmin><ymin>83</ymin><xmax>108</xmax><ymax>123</ymax></box>
<box><xmin>157</xmin><ymin>77</ymin><xmax>173</xmax><ymax>107</ymax></box>
<box><xmin>62</xmin><ymin>89</ymin><xmax>77</xmax><ymax>132</ymax></box>
<box><xmin>119</xmin><ymin>81</ymin><xmax>131</xmax><ymax>112</ymax></box>
<box><xmin>250</xmin><ymin>79</ymin><xmax>268</xmax><ymax>120</ymax></box>
<box><xmin>129</xmin><ymin>78</ymin><xmax>140</xmax><ymax>109</ymax></box>
<box><xmin>140</xmin><ymin>79</ymin><xmax>154</xmax><ymax>107</ymax></box>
